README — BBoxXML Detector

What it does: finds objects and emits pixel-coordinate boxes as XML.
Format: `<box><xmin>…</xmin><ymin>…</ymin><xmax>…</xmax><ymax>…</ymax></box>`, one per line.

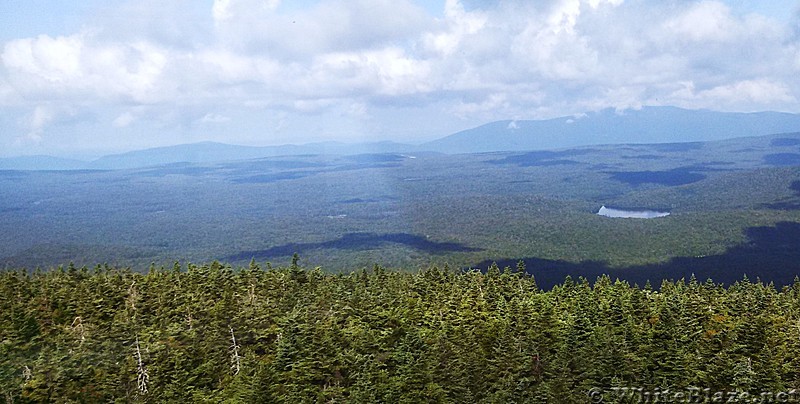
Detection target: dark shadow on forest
<box><xmin>764</xmin><ymin>153</ymin><xmax>800</xmax><ymax>166</ymax></box>
<box><xmin>620</xmin><ymin>154</ymin><xmax>665</xmax><ymax>160</ymax></box>
<box><xmin>770</xmin><ymin>138</ymin><xmax>800</xmax><ymax>147</ymax></box>
<box><xmin>344</xmin><ymin>154</ymin><xmax>407</xmax><ymax>163</ymax></box>
<box><xmin>590</xmin><ymin>163</ymin><xmax>622</xmax><ymax>170</ymax></box>
<box><xmin>226</xmin><ymin>232</ymin><xmax>482</xmax><ymax>262</ymax></box>
<box><xmin>0</xmin><ymin>207</ymin><xmax>24</xmax><ymax>214</ymax></box>
<box><xmin>489</xmin><ymin>150</ymin><xmax>593</xmax><ymax>167</ymax></box>
<box><xmin>648</xmin><ymin>142</ymin><xmax>703</xmax><ymax>152</ymax></box>
<box><xmin>762</xmin><ymin>180</ymin><xmax>800</xmax><ymax>210</ymax></box>
<box><xmin>224</xmin><ymin>158</ymin><xmax>402</xmax><ymax>183</ymax></box>
<box><xmin>605</xmin><ymin>167</ymin><xmax>706</xmax><ymax>186</ymax></box>
<box><xmin>684</xmin><ymin>162</ymin><xmax>735</xmax><ymax>169</ymax></box>
<box><xmin>469</xmin><ymin>221</ymin><xmax>800</xmax><ymax>290</ymax></box>
<box><xmin>223</xmin><ymin>160</ymin><xmax>327</xmax><ymax>176</ymax></box>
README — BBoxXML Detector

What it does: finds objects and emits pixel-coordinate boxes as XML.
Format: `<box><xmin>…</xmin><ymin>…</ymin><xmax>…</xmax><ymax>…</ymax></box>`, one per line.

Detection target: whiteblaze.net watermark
<box><xmin>587</xmin><ymin>387</ymin><xmax>800</xmax><ymax>403</ymax></box>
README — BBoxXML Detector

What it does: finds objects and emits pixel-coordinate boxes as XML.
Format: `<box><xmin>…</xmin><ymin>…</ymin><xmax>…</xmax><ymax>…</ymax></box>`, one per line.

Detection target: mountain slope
<box><xmin>422</xmin><ymin>106</ymin><xmax>800</xmax><ymax>153</ymax></box>
<box><xmin>88</xmin><ymin>140</ymin><xmax>416</xmax><ymax>170</ymax></box>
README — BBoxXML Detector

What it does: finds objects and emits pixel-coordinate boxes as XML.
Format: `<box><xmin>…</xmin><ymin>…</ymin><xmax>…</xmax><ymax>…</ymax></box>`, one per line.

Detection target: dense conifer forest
<box><xmin>2</xmin><ymin>260</ymin><xmax>800</xmax><ymax>402</ymax></box>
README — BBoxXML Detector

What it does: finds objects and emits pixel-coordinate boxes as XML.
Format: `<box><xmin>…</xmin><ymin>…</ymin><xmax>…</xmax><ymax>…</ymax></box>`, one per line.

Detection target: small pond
<box><xmin>597</xmin><ymin>205</ymin><xmax>670</xmax><ymax>219</ymax></box>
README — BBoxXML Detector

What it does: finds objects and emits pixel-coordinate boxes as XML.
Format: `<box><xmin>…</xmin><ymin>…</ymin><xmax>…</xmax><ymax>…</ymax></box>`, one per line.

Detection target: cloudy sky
<box><xmin>1</xmin><ymin>0</ymin><xmax>799</xmax><ymax>158</ymax></box>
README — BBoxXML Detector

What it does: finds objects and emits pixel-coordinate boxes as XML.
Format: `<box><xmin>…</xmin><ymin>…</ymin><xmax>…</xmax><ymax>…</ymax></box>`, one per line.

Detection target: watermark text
<box><xmin>588</xmin><ymin>387</ymin><xmax>800</xmax><ymax>403</ymax></box>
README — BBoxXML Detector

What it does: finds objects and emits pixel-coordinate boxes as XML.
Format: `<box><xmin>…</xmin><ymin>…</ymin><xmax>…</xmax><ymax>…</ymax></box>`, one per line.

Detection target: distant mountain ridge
<box><xmin>87</xmin><ymin>140</ymin><xmax>419</xmax><ymax>170</ymax></box>
<box><xmin>0</xmin><ymin>140</ymin><xmax>418</xmax><ymax>170</ymax></box>
<box><xmin>420</xmin><ymin>106</ymin><xmax>800</xmax><ymax>153</ymax></box>
<box><xmin>3</xmin><ymin>106</ymin><xmax>800</xmax><ymax>170</ymax></box>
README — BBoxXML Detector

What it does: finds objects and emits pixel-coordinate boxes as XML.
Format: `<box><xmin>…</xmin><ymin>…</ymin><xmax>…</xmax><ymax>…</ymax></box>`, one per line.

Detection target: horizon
<box><xmin>2</xmin><ymin>1</ymin><xmax>800</xmax><ymax>158</ymax></box>
<box><xmin>3</xmin><ymin>105</ymin><xmax>800</xmax><ymax>162</ymax></box>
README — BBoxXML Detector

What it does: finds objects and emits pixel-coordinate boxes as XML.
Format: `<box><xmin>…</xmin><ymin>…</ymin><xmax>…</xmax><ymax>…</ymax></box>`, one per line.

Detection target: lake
<box><xmin>597</xmin><ymin>205</ymin><xmax>670</xmax><ymax>219</ymax></box>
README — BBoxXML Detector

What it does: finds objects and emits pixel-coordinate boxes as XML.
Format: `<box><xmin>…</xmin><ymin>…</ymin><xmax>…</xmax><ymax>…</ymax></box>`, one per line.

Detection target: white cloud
<box><xmin>3</xmin><ymin>33</ymin><xmax>170</xmax><ymax>104</ymax></box>
<box><xmin>212</xmin><ymin>0</ymin><xmax>430</xmax><ymax>60</ymax></box>
<box><xmin>113</xmin><ymin>112</ymin><xmax>136</xmax><ymax>127</ymax></box>
<box><xmin>312</xmin><ymin>47</ymin><xmax>432</xmax><ymax>97</ymax></box>
<box><xmin>0</xmin><ymin>77</ymin><xmax>14</xmax><ymax>105</ymax></box>
<box><xmin>667</xmin><ymin>79</ymin><xmax>796</xmax><ymax>110</ymax></box>
<box><xmin>702</xmin><ymin>80</ymin><xmax>795</xmax><ymax>105</ymax></box>
<box><xmin>587</xmin><ymin>0</ymin><xmax>622</xmax><ymax>8</ymax></box>
<box><xmin>212</xmin><ymin>0</ymin><xmax>281</xmax><ymax>23</ymax></box>
<box><xmin>3</xmin><ymin>34</ymin><xmax>83</xmax><ymax>83</ymax></box>
<box><xmin>200</xmin><ymin>113</ymin><xmax>231</xmax><ymax>123</ymax></box>
<box><xmin>452</xmin><ymin>93</ymin><xmax>509</xmax><ymax>118</ymax></box>
<box><xmin>212</xmin><ymin>0</ymin><xmax>236</xmax><ymax>22</ymax></box>
<box><xmin>422</xmin><ymin>0</ymin><xmax>487</xmax><ymax>57</ymax></box>
<box><xmin>1</xmin><ymin>0</ymin><xmax>799</xmax><ymax>155</ymax></box>
<box><xmin>664</xmin><ymin>1</ymin><xmax>736</xmax><ymax>42</ymax></box>
<box><xmin>25</xmin><ymin>105</ymin><xmax>54</xmax><ymax>142</ymax></box>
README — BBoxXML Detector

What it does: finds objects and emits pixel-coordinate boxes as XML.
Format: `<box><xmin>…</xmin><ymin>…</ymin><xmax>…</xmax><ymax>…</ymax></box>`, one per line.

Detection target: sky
<box><xmin>1</xmin><ymin>0</ymin><xmax>799</xmax><ymax>158</ymax></box>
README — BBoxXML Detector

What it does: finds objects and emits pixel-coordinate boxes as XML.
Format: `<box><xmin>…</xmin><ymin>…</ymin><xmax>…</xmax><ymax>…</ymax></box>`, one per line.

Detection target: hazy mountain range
<box><xmin>4</xmin><ymin>106</ymin><xmax>800</xmax><ymax>170</ymax></box>
<box><xmin>425</xmin><ymin>106</ymin><xmax>800</xmax><ymax>153</ymax></box>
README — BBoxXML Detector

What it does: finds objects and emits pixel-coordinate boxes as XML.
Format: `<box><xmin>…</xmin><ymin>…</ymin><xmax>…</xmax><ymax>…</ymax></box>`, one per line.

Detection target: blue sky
<box><xmin>1</xmin><ymin>0</ymin><xmax>799</xmax><ymax>157</ymax></box>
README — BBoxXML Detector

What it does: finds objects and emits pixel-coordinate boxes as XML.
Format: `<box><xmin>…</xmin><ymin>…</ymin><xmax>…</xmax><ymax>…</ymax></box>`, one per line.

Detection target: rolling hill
<box><xmin>0</xmin><ymin>141</ymin><xmax>416</xmax><ymax>170</ymax></box>
<box><xmin>3</xmin><ymin>106</ymin><xmax>800</xmax><ymax>170</ymax></box>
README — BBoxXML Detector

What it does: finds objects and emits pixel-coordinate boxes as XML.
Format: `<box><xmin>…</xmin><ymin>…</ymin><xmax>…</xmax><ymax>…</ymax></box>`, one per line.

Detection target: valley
<box><xmin>3</xmin><ymin>131</ymin><xmax>800</xmax><ymax>288</ymax></box>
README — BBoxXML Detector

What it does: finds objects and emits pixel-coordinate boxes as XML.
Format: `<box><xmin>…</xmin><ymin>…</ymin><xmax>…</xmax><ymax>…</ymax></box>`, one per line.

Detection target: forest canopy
<box><xmin>2</xmin><ymin>261</ymin><xmax>800</xmax><ymax>402</ymax></box>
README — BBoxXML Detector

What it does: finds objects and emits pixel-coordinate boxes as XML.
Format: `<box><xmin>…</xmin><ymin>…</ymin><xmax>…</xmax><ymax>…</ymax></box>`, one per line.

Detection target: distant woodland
<box><xmin>5</xmin><ymin>133</ymin><xmax>800</xmax><ymax>290</ymax></box>
<box><xmin>2</xmin><ymin>261</ymin><xmax>800</xmax><ymax>402</ymax></box>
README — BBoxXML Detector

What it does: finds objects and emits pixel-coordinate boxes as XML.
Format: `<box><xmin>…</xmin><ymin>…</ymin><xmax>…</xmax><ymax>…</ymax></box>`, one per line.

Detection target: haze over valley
<box><xmin>3</xmin><ymin>108</ymin><xmax>800</xmax><ymax>288</ymax></box>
